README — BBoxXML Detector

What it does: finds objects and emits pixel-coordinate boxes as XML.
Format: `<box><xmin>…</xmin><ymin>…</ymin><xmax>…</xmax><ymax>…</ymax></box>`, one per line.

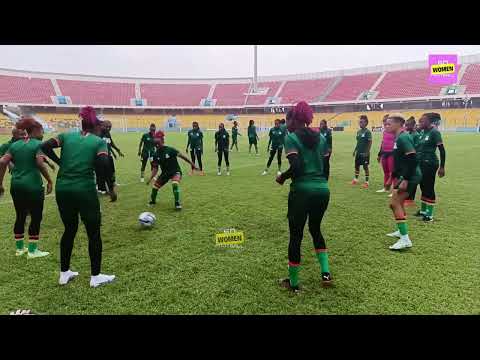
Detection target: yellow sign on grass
<box><xmin>215</xmin><ymin>230</ymin><xmax>245</xmax><ymax>245</ymax></box>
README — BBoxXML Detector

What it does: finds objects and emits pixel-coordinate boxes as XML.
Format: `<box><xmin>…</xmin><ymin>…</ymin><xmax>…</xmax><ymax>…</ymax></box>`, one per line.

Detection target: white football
<box><xmin>139</xmin><ymin>212</ymin><xmax>156</xmax><ymax>227</ymax></box>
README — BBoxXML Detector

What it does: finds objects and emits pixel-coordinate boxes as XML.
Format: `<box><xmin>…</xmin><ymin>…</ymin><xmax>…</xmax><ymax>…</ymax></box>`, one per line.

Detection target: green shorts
<box><xmin>248</xmin><ymin>138</ymin><xmax>257</xmax><ymax>145</ymax></box>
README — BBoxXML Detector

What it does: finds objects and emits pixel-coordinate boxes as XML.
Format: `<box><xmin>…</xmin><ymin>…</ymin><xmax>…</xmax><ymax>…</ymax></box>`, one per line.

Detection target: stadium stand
<box><xmin>57</xmin><ymin>80</ymin><xmax>135</xmax><ymax>106</ymax></box>
<box><xmin>278</xmin><ymin>78</ymin><xmax>334</xmax><ymax>104</ymax></box>
<box><xmin>0</xmin><ymin>75</ymin><xmax>55</xmax><ymax>104</ymax></box>
<box><xmin>373</xmin><ymin>67</ymin><xmax>461</xmax><ymax>99</ymax></box>
<box><xmin>460</xmin><ymin>64</ymin><xmax>480</xmax><ymax>94</ymax></box>
<box><xmin>140</xmin><ymin>84</ymin><xmax>210</xmax><ymax>106</ymax></box>
<box><xmin>325</xmin><ymin>73</ymin><xmax>381</xmax><ymax>101</ymax></box>
<box><xmin>245</xmin><ymin>81</ymin><xmax>282</xmax><ymax>105</ymax></box>
<box><xmin>212</xmin><ymin>83</ymin><xmax>250</xmax><ymax>106</ymax></box>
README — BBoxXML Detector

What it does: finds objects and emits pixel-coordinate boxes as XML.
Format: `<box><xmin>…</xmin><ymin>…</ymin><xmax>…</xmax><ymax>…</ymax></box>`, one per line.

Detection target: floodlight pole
<box><xmin>253</xmin><ymin>45</ymin><xmax>258</xmax><ymax>94</ymax></box>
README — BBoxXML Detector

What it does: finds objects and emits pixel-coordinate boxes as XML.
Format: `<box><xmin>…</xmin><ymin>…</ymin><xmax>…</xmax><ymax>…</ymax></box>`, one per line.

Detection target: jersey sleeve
<box><xmin>96</xmin><ymin>138</ymin><xmax>109</xmax><ymax>156</ymax></box>
<box><xmin>400</xmin><ymin>135</ymin><xmax>415</xmax><ymax>155</ymax></box>
<box><xmin>366</xmin><ymin>130</ymin><xmax>372</xmax><ymax>142</ymax></box>
<box><xmin>284</xmin><ymin>134</ymin><xmax>299</xmax><ymax>156</ymax></box>
<box><xmin>433</xmin><ymin>130</ymin><xmax>443</xmax><ymax>146</ymax></box>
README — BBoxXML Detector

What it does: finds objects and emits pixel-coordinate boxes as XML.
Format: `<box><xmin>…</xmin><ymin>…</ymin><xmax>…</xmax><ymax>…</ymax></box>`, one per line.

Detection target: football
<box><xmin>138</xmin><ymin>212</ymin><xmax>156</xmax><ymax>227</ymax></box>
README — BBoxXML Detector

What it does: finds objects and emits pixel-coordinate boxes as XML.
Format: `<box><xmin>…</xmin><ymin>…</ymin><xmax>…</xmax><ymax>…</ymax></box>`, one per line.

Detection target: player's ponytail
<box><xmin>16</xmin><ymin>116</ymin><xmax>42</xmax><ymax>136</ymax></box>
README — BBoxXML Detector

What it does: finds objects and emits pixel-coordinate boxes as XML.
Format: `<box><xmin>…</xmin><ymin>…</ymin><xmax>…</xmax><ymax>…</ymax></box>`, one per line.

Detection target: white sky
<box><xmin>0</xmin><ymin>45</ymin><xmax>479</xmax><ymax>78</ymax></box>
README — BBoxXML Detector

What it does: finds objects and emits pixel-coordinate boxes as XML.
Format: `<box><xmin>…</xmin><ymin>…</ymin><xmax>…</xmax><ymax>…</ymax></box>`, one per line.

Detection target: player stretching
<box><xmin>404</xmin><ymin>116</ymin><xmax>420</xmax><ymax>206</ymax></box>
<box><xmin>148</xmin><ymin>131</ymin><xmax>197</xmax><ymax>210</ymax></box>
<box><xmin>247</xmin><ymin>120</ymin><xmax>259</xmax><ymax>155</ymax></box>
<box><xmin>414</xmin><ymin>113</ymin><xmax>446</xmax><ymax>222</ymax></box>
<box><xmin>319</xmin><ymin>119</ymin><xmax>332</xmax><ymax>180</ymax></box>
<box><xmin>376</xmin><ymin>114</ymin><xmax>395</xmax><ymax>195</ymax></box>
<box><xmin>230</xmin><ymin>120</ymin><xmax>241</xmax><ymax>151</ymax></box>
<box><xmin>41</xmin><ymin>106</ymin><xmax>117</xmax><ymax>287</ymax></box>
<box><xmin>262</xmin><ymin>119</ymin><xmax>286</xmax><ymax>176</ymax></box>
<box><xmin>276</xmin><ymin>101</ymin><xmax>332</xmax><ymax>293</ymax></box>
<box><xmin>352</xmin><ymin>115</ymin><xmax>372</xmax><ymax>188</ymax></box>
<box><xmin>385</xmin><ymin>114</ymin><xmax>422</xmax><ymax>250</ymax></box>
<box><xmin>186</xmin><ymin>121</ymin><xmax>205</xmax><ymax>175</ymax></box>
<box><xmin>138</xmin><ymin>123</ymin><xmax>156</xmax><ymax>183</ymax></box>
<box><xmin>0</xmin><ymin>117</ymin><xmax>53</xmax><ymax>258</ymax></box>
<box><xmin>215</xmin><ymin>123</ymin><xmax>230</xmax><ymax>176</ymax></box>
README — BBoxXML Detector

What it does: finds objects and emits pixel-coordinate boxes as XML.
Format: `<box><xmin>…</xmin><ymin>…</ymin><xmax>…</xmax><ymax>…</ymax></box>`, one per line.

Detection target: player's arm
<box><xmin>138</xmin><ymin>136</ymin><xmax>144</xmax><ymax>156</ymax></box>
<box><xmin>276</xmin><ymin>137</ymin><xmax>302</xmax><ymax>185</ymax></box>
<box><xmin>226</xmin><ymin>133</ymin><xmax>230</xmax><ymax>150</ymax></box>
<box><xmin>214</xmin><ymin>133</ymin><xmax>218</xmax><ymax>152</ymax></box>
<box><xmin>147</xmin><ymin>161</ymin><xmax>159</xmax><ymax>185</ymax></box>
<box><xmin>200</xmin><ymin>132</ymin><xmax>204</xmax><ymax>153</ymax></box>
<box><xmin>178</xmin><ymin>152</ymin><xmax>198</xmax><ymax>170</ymax></box>
<box><xmin>0</xmin><ymin>153</ymin><xmax>13</xmax><ymax>197</ymax></box>
<box><xmin>267</xmin><ymin>130</ymin><xmax>272</xmax><ymax>151</ymax></box>
<box><xmin>110</xmin><ymin>136</ymin><xmax>124</xmax><ymax>157</ymax></box>
<box><xmin>36</xmin><ymin>154</ymin><xmax>53</xmax><ymax>195</ymax></box>
<box><xmin>436</xmin><ymin>132</ymin><xmax>446</xmax><ymax>177</ymax></box>
<box><xmin>40</xmin><ymin>136</ymin><xmax>62</xmax><ymax>165</ymax></box>
<box><xmin>186</xmin><ymin>132</ymin><xmax>191</xmax><ymax>152</ymax></box>
<box><xmin>327</xmin><ymin>131</ymin><xmax>333</xmax><ymax>154</ymax></box>
<box><xmin>366</xmin><ymin>131</ymin><xmax>372</xmax><ymax>154</ymax></box>
<box><xmin>43</xmin><ymin>157</ymin><xmax>55</xmax><ymax>171</ymax></box>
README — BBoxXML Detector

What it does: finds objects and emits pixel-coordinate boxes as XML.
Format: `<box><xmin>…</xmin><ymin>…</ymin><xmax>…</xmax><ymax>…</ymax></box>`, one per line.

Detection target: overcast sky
<box><xmin>1</xmin><ymin>45</ymin><xmax>479</xmax><ymax>78</ymax></box>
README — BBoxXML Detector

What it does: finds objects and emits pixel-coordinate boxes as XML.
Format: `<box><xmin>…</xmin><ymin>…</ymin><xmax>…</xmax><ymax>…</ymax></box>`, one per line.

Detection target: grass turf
<box><xmin>0</xmin><ymin>130</ymin><xmax>478</xmax><ymax>315</ymax></box>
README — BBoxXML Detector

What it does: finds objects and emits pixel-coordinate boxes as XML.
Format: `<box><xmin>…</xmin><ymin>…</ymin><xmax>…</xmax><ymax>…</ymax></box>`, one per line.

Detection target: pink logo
<box><xmin>429</xmin><ymin>54</ymin><xmax>458</xmax><ymax>85</ymax></box>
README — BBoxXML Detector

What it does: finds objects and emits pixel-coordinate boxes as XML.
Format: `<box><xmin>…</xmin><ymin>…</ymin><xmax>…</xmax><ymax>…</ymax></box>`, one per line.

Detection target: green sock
<box><xmin>315</xmin><ymin>251</ymin><xmax>330</xmax><ymax>273</ymax></box>
<box><xmin>16</xmin><ymin>239</ymin><xmax>24</xmax><ymax>251</ymax></box>
<box><xmin>288</xmin><ymin>265</ymin><xmax>300</xmax><ymax>288</ymax></box>
<box><xmin>397</xmin><ymin>222</ymin><xmax>408</xmax><ymax>236</ymax></box>
<box><xmin>28</xmin><ymin>242</ymin><xmax>37</xmax><ymax>253</ymax></box>
<box><xmin>172</xmin><ymin>183</ymin><xmax>180</xmax><ymax>203</ymax></box>
<box><xmin>150</xmin><ymin>188</ymin><xmax>158</xmax><ymax>203</ymax></box>
<box><xmin>421</xmin><ymin>202</ymin><xmax>427</xmax><ymax>214</ymax></box>
<box><xmin>426</xmin><ymin>204</ymin><xmax>434</xmax><ymax>218</ymax></box>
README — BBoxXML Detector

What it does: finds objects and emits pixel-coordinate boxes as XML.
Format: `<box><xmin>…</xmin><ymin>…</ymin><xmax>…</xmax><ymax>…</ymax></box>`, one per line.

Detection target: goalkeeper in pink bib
<box><xmin>377</xmin><ymin>114</ymin><xmax>395</xmax><ymax>195</ymax></box>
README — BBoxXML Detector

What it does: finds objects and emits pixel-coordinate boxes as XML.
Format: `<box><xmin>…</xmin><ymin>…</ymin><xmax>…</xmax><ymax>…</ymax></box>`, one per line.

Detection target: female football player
<box><xmin>138</xmin><ymin>123</ymin><xmax>156</xmax><ymax>182</ymax></box>
<box><xmin>414</xmin><ymin>113</ymin><xmax>446</xmax><ymax>221</ymax></box>
<box><xmin>230</xmin><ymin>120</ymin><xmax>241</xmax><ymax>152</ymax></box>
<box><xmin>404</xmin><ymin>116</ymin><xmax>420</xmax><ymax>206</ymax></box>
<box><xmin>276</xmin><ymin>101</ymin><xmax>332</xmax><ymax>292</ymax></box>
<box><xmin>215</xmin><ymin>123</ymin><xmax>230</xmax><ymax>176</ymax></box>
<box><xmin>352</xmin><ymin>115</ymin><xmax>372</xmax><ymax>189</ymax></box>
<box><xmin>186</xmin><ymin>121</ymin><xmax>204</xmax><ymax>175</ymax></box>
<box><xmin>41</xmin><ymin>106</ymin><xmax>117</xmax><ymax>288</ymax></box>
<box><xmin>385</xmin><ymin>114</ymin><xmax>422</xmax><ymax>250</ymax></box>
<box><xmin>247</xmin><ymin>120</ymin><xmax>259</xmax><ymax>155</ymax></box>
<box><xmin>376</xmin><ymin>114</ymin><xmax>395</xmax><ymax>194</ymax></box>
<box><xmin>319</xmin><ymin>119</ymin><xmax>332</xmax><ymax>180</ymax></box>
<box><xmin>0</xmin><ymin>117</ymin><xmax>53</xmax><ymax>258</ymax></box>
<box><xmin>262</xmin><ymin>119</ymin><xmax>286</xmax><ymax>176</ymax></box>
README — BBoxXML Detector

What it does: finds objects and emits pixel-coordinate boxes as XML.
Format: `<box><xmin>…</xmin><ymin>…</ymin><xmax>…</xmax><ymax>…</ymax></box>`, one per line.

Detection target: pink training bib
<box><xmin>381</xmin><ymin>130</ymin><xmax>395</xmax><ymax>153</ymax></box>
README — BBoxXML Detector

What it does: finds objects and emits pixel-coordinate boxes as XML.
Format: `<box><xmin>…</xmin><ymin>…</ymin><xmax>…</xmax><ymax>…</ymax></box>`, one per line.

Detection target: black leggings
<box><xmin>267</xmin><ymin>147</ymin><xmax>283</xmax><ymax>168</ymax></box>
<box><xmin>323</xmin><ymin>154</ymin><xmax>331</xmax><ymax>180</ymax></box>
<box><xmin>231</xmin><ymin>138</ymin><xmax>238</xmax><ymax>151</ymax></box>
<box><xmin>56</xmin><ymin>189</ymin><xmax>102</xmax><ymax>276</ymax></box>
<box><xmin>11</xmin><ymin>189</ymin><xmax>44</xmax><ymax>239</ymax></box>
<box><xmin>141</xmin><ymin>154</ymin><xmax>151</xmax><ymax>172</ymax></box>
<box><xmin>190</xmin><ymin>149</ymin><xmax>203</xmax><ymax>171</ymax></box>
<box><xmin>97</xmin><ymin>156</ymin><xmax>115</xmax><ymax>191</ymax></box>
<box><xmin>217</xmin><ymin>149</ymin><xmax>229</xmax><ymax>167</ymax></box>
<box><xmin>287</xmin><ymin>189</ymin><xmax>330</xmax><ymax>264</ymax></box>
<box><xmin>420</xmin><ymin>161</ymin><xmax>438</xmax><ymax>203</ymax></box>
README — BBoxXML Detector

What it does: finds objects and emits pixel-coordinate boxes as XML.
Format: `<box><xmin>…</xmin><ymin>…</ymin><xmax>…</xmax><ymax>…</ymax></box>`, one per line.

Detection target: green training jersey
<box><xmin>55</xmin><ymin>132</ymin><xmax>108</xmax><ymax>192</ymax></box>
<box><xmin>6</xmin><ymin>138</ymin><xmax>44</xmax><ymax>193</ymax></box>
<box><xmin>247</xmin><ymin>125</ymin><xmax>257</xmax><ymax>139</ymax></box>
<box><xmin>141</xmin><ymin>132</ymin><xmax>156</xmax><ymax>157</ymax></box>
<box><xmin>284</xmin><ymin>132</ymin><xmax>328</xmax><ymax>192</ymax></box>
<box><xmin>355</xmin><ymin>128</ymin><xmax>372</xmax><ymax>154</ymax></box>
<box><xmin>417</xmin><ymin>127</ymin><xmax>443</xmax><ymax>165</ymax></box>
<box><xmin>215</xmin><ymin>130</ymin><xmax>230</xmax><ymax>151</ymax></box>
<box><xmin>408</xmin><ymin>130</ymin><xmax>421</xmax><ymax>149</ymax></box>
<box><xmin>320</xmin><ymin>128</ymin><xmax>333</xmax><ymax>152</ymax></box>
<box><xmin>0</xmin><ymin>138</ymin><xmax>14</xmax><ymax>157</ymax></box>
<box><xmin>393</xmin><ymin>131</ymin><xmax>422</xmax><ymax>183</ymax></box>
<box><xmin>269</xmin><ymin>127</ymin><xmax>286</xmax><ymax>149</ymax></box>
<box><xmin>232</xmin><ymin>126</ymin><xmax>239</xmax><ymax>140</ymax></box>
<box><xmin>187</xmin><ymin>129</ymin><xmax>203</xmax><ymax>150</ymax></box>
<box><xmin>152</xmin><ymin>146</ymin><xmax>181</xmax><ymax>176</ymax></box>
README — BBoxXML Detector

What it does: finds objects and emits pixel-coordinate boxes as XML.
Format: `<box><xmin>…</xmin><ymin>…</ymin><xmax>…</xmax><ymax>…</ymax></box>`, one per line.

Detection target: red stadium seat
<box><xmin>0</xmin><ymin>75</ymin><xmax>55</xmax><ymax>104</ymax></box>
<box><xmin>57</xmin><ymin>80</ymin><xmax>135</xmax><ymax>106</ymax></box>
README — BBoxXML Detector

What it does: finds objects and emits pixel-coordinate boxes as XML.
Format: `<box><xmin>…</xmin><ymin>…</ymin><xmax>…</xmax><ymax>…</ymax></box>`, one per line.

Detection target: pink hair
<box><xmin>79</xmin><ymin>106</ymin><xmax>99</xmax><ymax>131</ymax></box>
<box><xmin>293</xmin><ymin>101</ymin><xmax>313</xmax><ymax>126</ymax></box>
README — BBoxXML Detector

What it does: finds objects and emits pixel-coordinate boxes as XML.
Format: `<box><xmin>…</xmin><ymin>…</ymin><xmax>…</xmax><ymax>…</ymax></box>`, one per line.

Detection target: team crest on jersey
<box><xmin>394</xmin><ymin>142</ymin><xmax>397</xmax><ymax>149</ymax></box>
<box><xmin>361</xmin><ymin>134</ymin><xmax>365</xmax><ymax>137</ymax></box>
<box><xmin>165</xmin><ymin>154</ymin><xmax>170</xmax><ymax>159</ymax></box>
<box><xmin>425</xmin><ymin>136</ymin><xmax>429</xmax><ymax>141</ymax></box>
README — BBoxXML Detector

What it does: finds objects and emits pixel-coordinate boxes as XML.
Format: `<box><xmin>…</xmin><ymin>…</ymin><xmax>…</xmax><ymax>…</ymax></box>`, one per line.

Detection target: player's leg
<box><xmin>417</xmin><ymin>163</ymin><xmax>428</xmax><ymax>217</ymax></box>
<box><xmin>80</xmin><ymin>191</ymin><xmax>115</xmax><ymax>287</ymax></box>
<box><xmin>308</xmin><ymin>189</ymin><xmax>332</xmax><ymax>285</ymax></box>
<box><xmin>254</xmin><ymin>141</ymin><xmax>259</xmax><ymax>155</ymax></box>
<box><xmin>281</xmin><ymin>191</ymin><xmax>308</xmax><ymax>292</ymax></box>
<box><xmin>109</xmin><ymin>156</ymin><xmax>116</xmax><ymax>187</ymax></box>
<box><xmin>57</xmin><ymin>190</ymin><xmax>81</xmax><ymax>285</ymax></box>
<box><xmin>421</xmin><ymin>163</ymin><xmax>438</xmax><ymax>221</ymax></box>
<box><xmin>263</xmin><ymin>149</ymin><xmax>276</xmax><ymax>175</ymax></box>
<box><xmin>352</xmin><ymin>155</ymin><xmax>360</xmax><ymax>185</ymax></box>
<box><xmin>224</xmin><ymin>150</ymin><xmax>230</xmax><ymax>175</ymax></box>
<box><xmin>277</xmin><ymin>147</ymin><xmax>283</xmax><ymax>175</ymax></box>
<box><xmin>190</xmin><ymin>150</ymin><xmax>196</xmax><ymax>175</ymax></box>
<box><xmin>150</xmin><ymin>174</ymin><xmax>169</xmax><ymax>205</ymax></box>
<box><xmin>196</xmin><ymin>149</ymin><xmax>204</xmax><ymax>174</ymax></box>
<box><xmin>217</xmin><ymin>150</ymin><xmax>223</xmax><ymax>175</ymax></box>
<box><xmin>378</xmin><ymin>156</ymin><xmax>389</xmax><ymax>192</ymax></box>
<box><xmin>27</xmin><ymin>192</ymin><xmax>49</xmax><ymax>258</ymax></box>
<box><xmin>171</xmin><ymin>173</ymin><xmax>182</xmax><ymax>209</ymax></box>
<box><xmin>323</xmin><ymin>154</ymin><xmax>330</xmax><ymax>181</ymax></box>
<box><xmin>11</xmin><ymin>189</ymin><xmax>28</xmax><ymax>256</ymax></box>
<box><xmin>140</xmin><ymin>155</ymin><xmax>148</xmax><ymax>182</ymax></box>
<box><xmin>362</xmin><ymin>156</ymin><xmax>370</xmax><ymax>188</ymax></box>
<box><xmin>388</xmin><ymin>186</ymin><xmax>413</xmax><ymax>250</ymax></box>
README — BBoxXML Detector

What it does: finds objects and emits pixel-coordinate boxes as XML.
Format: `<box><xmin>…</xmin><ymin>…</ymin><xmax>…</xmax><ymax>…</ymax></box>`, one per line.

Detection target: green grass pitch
<box><xmin>0</xmin><ymin>130</ymin><xmax>478</xmax><ymax>315</ymax></box>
